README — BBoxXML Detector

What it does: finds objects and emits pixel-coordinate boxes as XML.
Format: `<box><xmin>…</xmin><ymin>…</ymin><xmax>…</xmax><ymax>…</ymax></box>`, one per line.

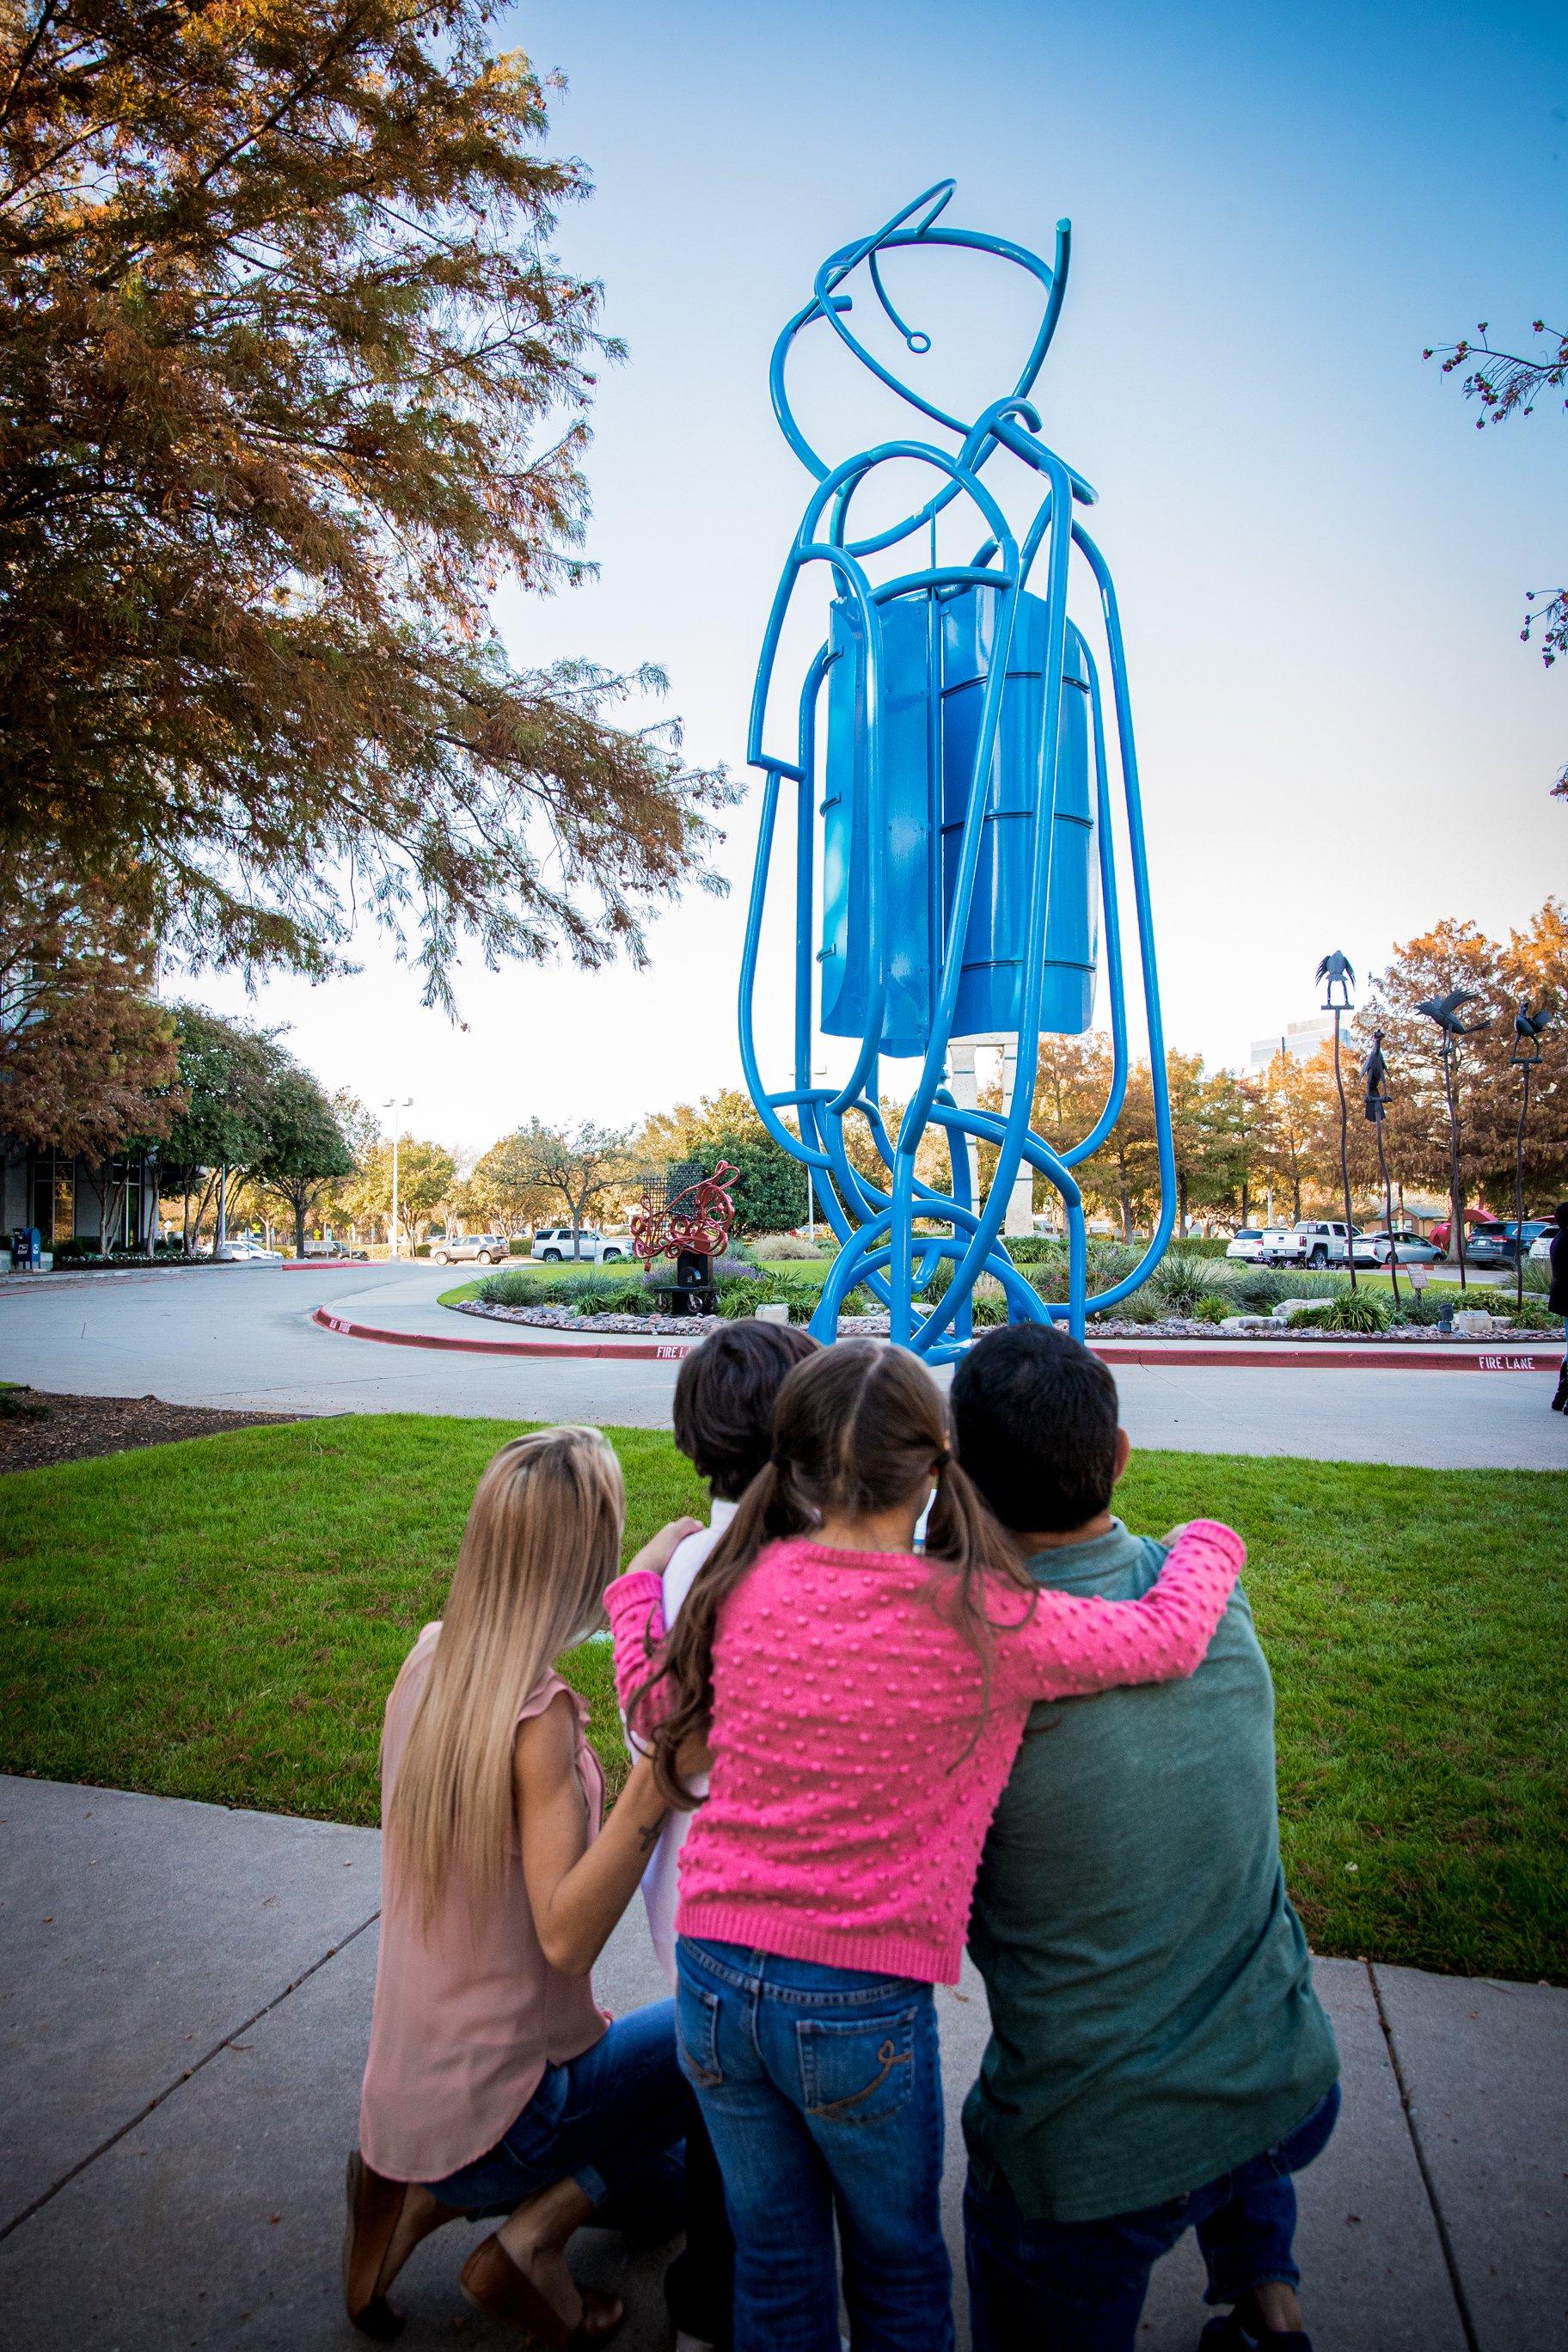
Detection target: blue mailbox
<box><xmin>738</xmin><ymin>181</ymin><xmax>1176</xmax><ymax>1358</ymax></box>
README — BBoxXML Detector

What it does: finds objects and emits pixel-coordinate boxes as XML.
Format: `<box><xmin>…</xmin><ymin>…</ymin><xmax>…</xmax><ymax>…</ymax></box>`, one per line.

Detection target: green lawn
<box><xmin>1</xmin><ymin>1418</ymin><xmax>1562</xmax><ymax>1982</ymax></box>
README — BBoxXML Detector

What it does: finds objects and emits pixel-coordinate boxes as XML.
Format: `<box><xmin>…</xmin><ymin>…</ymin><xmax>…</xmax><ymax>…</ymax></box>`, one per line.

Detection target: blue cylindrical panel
<box><xmin>940</xmin><ymin>590</ymin><xmax>1096</xmax><ymax>1038</ymax></box>
<box><xmin>818</xmin><ymin>585</ymin><xmax>1097</xmax><ymax>1057</ymax></box>
<box><xmin>819</xmin><ymin>593</ymin><xmax>941</xmax><ymax>1057</ymax></box>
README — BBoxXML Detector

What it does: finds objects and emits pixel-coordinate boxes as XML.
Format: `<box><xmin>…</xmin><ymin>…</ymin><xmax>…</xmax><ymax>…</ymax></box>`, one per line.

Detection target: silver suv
<box><xmin>530</xmin><ymin>1227</ymin><xmax>630</xmax><ymax>1264</ymax></box>
<box><xmin>430</xmin><ymin>1232</ymin><xmax>508</xmax><ymax>1266</ymax></box>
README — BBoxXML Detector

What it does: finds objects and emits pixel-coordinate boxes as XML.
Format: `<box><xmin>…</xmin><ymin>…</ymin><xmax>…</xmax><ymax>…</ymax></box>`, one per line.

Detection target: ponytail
<box><xmin>627</xmin><ymin>1341</ymin><xmax>1035</xmax><ymax>1803</ymax></box>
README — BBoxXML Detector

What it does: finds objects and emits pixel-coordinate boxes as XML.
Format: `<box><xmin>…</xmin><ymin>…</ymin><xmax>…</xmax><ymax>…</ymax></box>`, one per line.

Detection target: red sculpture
<box><xmin>631</xmin><ymin>1161</ymin><xmax>737</xmax><ymax>1270</ymax></box>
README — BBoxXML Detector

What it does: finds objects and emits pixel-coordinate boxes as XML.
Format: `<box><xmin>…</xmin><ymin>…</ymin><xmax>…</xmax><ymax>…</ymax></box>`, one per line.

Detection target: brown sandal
<box><xmin>460</xmin><ymin>2232</ymin><xmax>623</xmax><ymax>2347</ymax></box>
<box><xmin>342</xmin><ymin>2149</ymin><xmax>459</xmax><ymax>2340</ymax></box>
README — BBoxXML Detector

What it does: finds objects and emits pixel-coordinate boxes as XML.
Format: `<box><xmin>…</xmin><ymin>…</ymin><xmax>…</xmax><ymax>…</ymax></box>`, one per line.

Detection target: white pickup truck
<box><xmin>1256</xmin><ymin>1219</ymin><xmax>1360</xmax><ymax>1269</ymax></box>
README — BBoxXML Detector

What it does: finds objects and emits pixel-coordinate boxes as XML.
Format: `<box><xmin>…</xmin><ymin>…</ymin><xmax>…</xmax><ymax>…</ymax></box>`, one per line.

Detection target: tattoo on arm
<box><xmin>637</xmin><ymin>1812</ymin><xmax>670</xmax><ymax>1855</ymax></box>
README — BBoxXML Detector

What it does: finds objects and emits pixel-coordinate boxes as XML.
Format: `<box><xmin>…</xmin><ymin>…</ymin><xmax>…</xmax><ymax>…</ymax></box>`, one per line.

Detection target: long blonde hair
<box><xmin>385</xmin><ymin>1426</ymin><xmax>624</xmax><ymax>1926</ymax></box>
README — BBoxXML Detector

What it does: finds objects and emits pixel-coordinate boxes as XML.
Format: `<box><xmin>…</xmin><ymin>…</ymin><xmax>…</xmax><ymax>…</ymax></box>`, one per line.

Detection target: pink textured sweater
<box><xmin>606</xmin><ymin>1518</ymin><xmax>1243</xmax><ymax>1986</ymax></box>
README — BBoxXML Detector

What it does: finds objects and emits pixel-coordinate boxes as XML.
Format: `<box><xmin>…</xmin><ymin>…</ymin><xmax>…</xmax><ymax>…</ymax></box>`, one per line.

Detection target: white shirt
<box><xmin>637</xmin><ymin>1498</ymin><xmax>737</xmax><ymax>1988</ymax></box>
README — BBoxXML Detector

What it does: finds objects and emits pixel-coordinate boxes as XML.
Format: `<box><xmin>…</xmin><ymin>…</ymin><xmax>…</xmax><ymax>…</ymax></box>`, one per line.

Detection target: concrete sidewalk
<box><xmin>1</xmin><ymin>1779</ymin><xmax>1562</xmax><ymax>2350</ymax></box>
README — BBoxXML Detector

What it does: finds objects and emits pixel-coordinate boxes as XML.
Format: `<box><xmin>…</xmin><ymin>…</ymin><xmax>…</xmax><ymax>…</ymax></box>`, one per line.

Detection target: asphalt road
<box><xmin>3</xmin><ymin>1260</ymin><xmax>1564</xmax><ymax>1468</ymax></box>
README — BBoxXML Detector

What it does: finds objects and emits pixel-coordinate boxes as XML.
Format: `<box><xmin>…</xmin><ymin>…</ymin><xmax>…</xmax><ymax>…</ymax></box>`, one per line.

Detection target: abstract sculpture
<box><xmin>631</xmin><ymin>1161</ymin><xmax>737</xmax><ymax>1315</ymax></box>
<box><xmin>738</xmin><ymin>181</ymin><xmax>1173</xmax><ymax>1357</ymax></box>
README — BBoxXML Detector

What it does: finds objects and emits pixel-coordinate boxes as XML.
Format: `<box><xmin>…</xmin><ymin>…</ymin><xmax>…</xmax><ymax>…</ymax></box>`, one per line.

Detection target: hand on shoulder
<box><xmin>624</xmin><ymin>1516</ymin><xmax>704</xmax><ymax>1580</ymax></box>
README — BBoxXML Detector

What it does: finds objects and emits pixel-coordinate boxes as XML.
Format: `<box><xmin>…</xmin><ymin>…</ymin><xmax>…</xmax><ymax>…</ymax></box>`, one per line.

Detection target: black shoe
<box><xmin>1198</xmin><ymin>2312</ymin><xmax>1311</xmax><ymax>2352</ymax></box>
<box><xmin>1552</xmin><ymin>1369</ymin><xmax>1568</xmax><ymax>1412</ymax></box>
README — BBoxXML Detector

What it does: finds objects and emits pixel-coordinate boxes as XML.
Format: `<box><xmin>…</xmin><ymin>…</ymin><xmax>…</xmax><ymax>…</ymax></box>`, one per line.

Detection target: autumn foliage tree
<box><xmin>0</xmin><ymin>864</ymin><xmax>179</xmax><ymax>1157</ymax></box>
<box><xmin>0</xmin><ymin>0</ymin><xmax>728</xmax><ymax>1005</ymax></box>
<box><xmin>1362</xmin><ymin>902</ymin><xmax>1566</xmax><ymax>1219</ymax></box>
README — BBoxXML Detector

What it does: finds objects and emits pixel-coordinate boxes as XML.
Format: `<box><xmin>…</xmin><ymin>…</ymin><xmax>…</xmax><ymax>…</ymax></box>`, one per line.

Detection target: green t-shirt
<box><xmin>963</xmin><ymin>1522</ymin><xmax>1338</xmax><ymax>2224</ymax></box>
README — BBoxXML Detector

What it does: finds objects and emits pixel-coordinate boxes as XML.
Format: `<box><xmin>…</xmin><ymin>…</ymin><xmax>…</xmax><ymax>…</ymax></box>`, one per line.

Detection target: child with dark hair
<box><xmin>951</xmin><ymin>1324</ymin><xmax>1339</xmax><ymax>2352</ymax></box>
<box><xmin>609</xmin><ymin>1339</ymin><xmax>1244</xmax><ymax>2352</ymax></box>
<box><xmin>646</xmin><ymin>1320</ymin><xmax>818</xmax><ymax>2352</ymax></box>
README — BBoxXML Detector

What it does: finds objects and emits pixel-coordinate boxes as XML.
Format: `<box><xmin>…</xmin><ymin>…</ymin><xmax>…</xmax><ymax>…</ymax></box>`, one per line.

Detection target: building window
<box><xmin>52</xmin><ymin>1157</ymin><xmax>75</xmax><ymax>1246</ymax></box>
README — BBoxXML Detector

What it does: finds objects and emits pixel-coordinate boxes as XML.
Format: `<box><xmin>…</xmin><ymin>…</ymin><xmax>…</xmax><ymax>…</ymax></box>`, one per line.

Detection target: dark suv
<box><xmin>1464</xmin><ymin>1220</ymin><xmax>1553</xmax><ymax>1269</ymax></box>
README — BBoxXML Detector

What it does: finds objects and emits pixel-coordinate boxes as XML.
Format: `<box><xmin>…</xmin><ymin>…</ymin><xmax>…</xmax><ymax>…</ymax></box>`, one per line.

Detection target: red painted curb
<box><xmin>1089</xmin><ymin>1341</ymin><xmax>1557</xmax><ymax>1371</ymax></box>
<box><xmin>313</xmin><ymin>1307</ymin><xmax>699</xmax><ymax>1361</ymax></box>
<box><xmin>311</xmin><ymin>1307</ymin><xmax>1559</xmax><ymax>1375</ymax></box>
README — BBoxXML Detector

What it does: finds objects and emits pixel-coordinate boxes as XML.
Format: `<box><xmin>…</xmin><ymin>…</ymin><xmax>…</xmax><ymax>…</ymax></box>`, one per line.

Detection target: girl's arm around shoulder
<box><xmin>603</xmin><ymin>1516</ymin><xmax>697</xmax><ymax>1718</ymax></box>
<box><xmin>605</xmin><ymin>1569</ymin><xmax>670</xmax><ymax>1720</ymax></box>
<box><xmin>995</xmin><ymin>1518</ymin><xmax>1245</xmax><ymax>1703</ymax></box>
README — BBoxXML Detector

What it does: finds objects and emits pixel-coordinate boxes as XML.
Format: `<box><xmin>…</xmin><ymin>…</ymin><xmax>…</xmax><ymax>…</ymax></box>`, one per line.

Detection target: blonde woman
<box><xmin>345</xmin><ymin>1426</ymin><xmax>705</xmax><ymax>2349</ymax></box>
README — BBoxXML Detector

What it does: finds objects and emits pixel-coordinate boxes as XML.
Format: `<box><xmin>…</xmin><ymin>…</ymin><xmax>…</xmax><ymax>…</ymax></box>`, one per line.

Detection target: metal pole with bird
<box><xmin>1361</xmin><ymin>1028</ymin><xmax>1398</xmax><ymax>1310</ymax></box>
<box><xmin>1510</xmin><ymin>999</ymin><xmax>1553</xmax><ymax>1314</ymax></box>
<box><xmin>1414</xmin><ymin>993</ymin><xmax>1492</xmax><ymax>1295</ymax></box>
<box><xmin>1317</xmin><ymin>952</ymin><xmax>1358</xmax><ymax>1292</ymax></box>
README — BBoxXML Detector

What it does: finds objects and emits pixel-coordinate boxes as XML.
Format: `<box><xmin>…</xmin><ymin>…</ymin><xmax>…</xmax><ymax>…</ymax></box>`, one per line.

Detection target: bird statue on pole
<box><xmin>1362</xmin><ymin>1031</ymin><xmax>1391</xmax><ymax>1122</ymax></box>
<box><xmin>1511</xmin><ymin>997</ymin><xmax>1552</xmax><ymax>1064</ymax></box>
<box><xmin>1414</xmin><ymin>989</ymin><xmax>1491</xmax><ymax>1038</ymax></box>
<box><xmin>1315</xmin><ymin>951</ymin><xmax>1356</xmax><ymax>1010</ymax></box>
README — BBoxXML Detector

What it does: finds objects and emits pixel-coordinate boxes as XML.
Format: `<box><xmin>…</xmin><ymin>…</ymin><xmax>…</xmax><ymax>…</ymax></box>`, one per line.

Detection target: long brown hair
<box><xmin>385</xmin><ymin>1426</ymin><xmax>624</xmax><ymax>1926</ymax></box>
<box><xmin>629</xmin><ymin>1341</ymin><xmax>1030</xmax><ymax>1808</ymax></box>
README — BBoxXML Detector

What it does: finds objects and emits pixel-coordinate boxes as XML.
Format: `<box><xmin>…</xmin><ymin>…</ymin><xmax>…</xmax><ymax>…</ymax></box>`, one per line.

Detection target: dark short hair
<box><xmin>950</xmin><ymin>1323</ymin><xmax>1121</xmax><ymax>1534</ymax></box>
<box><xmin>671</xmin><ymin>1320</ymin><xmax>820</xmax><ymax>1499</ymax></box>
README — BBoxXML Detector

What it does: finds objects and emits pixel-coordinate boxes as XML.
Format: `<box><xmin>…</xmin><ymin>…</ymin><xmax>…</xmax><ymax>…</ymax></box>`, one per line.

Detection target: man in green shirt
<box><xmin>951</xmin><ymin>1325</ymin><xmax>1339</xmax><ymax>2352</ymax></box>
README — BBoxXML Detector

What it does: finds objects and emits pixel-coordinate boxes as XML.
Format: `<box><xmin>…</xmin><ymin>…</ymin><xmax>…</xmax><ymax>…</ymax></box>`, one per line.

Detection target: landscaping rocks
<box><xmin>448</xmin><ymin>1300</ymin><xmax>1548</xmax><ymax>1350</ymax></box>
<box><xmin>456</xmin><ymin>1298</ymin><xmax>727</xmax><ymax>1337</ymax></box>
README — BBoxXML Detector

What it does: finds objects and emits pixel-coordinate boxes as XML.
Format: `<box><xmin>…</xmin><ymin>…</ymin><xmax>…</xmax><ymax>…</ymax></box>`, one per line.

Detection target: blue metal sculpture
<box><xmin>738</xmin><ymin>180</ymin><xmax>1174</xmax><ymax>1359</ymax></box>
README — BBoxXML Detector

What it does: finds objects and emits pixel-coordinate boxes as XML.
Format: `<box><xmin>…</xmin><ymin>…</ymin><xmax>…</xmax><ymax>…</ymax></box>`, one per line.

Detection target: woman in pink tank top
<box><xmin>345</xmin><ymin>1425</ymin><xmax>707</xmax><ymax>2349</ymax></box>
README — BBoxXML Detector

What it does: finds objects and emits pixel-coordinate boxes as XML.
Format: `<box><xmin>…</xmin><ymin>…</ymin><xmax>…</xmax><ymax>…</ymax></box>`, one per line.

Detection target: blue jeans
<box><xmin>677</xmin><ymin>1936</ymin><xmax>953</xmax><ymax>2352</ymax></box>
<box><xmin>965</xmin><ymin>2083</ymin><xmax>1341</xmax><ymax>2352</ymax></box>
<box><xmin>424</xmin><ymin>1997</ymin><xmax>690</xmax><ymax>2232</ymax></box>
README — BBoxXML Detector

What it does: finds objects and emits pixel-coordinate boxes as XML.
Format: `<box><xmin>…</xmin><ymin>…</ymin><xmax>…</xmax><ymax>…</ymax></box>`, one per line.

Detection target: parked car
<box><xmin>1528</xmin><ymin>1228</ymin><xmax>1557</xmax><ymax>1265</ymax></box>
<box><xmin>1349</xmin><ymin>1229</ymin><xmax>1442</xmax><ymax>1267</ymax></box>
<box><xmin>302</xmin><ymin>1238</ymin><xmax>368</xmax><ymax>1259</ymax></box>
<box><xmin>430</xmin><ymin>1232</ymin><xmax>509</xmax><ymax>1266</ymax></box>
<box><xmin>1225</xmin><ymin>1228</ymin><xmax>1266</xmax><ymax>1261</ymax></box>
<box><xmin>1462</xmin><ymin>1220</ymin><xmax>1554</xmax><ymax>1270</ymax></box>
<box><xmin>1429</xmin><ymin>1216</ymin><xmax>1504</xmax><ymax>1258</ymax></box>
<box><xmin>1256</xmin><ymin>1219</ymin><xmax>1361</xmax><ymax>1268</ymax></box>
<box><xmin>530</xmin><ymin>1227</ymin><xmax>631</xmax><ymax>1265</ymax></box>
<box><xmin>208</xmin><ymin>1238</ymin><xmax>283</xmax><ymax>1262</ymax></box>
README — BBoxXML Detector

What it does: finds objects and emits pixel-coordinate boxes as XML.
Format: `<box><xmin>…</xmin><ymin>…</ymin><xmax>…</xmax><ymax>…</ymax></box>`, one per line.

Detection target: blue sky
<box><xmin>193</xmin><ymin>0</ymin><xmax>1568</xmax><ymax>1152</ymax></box>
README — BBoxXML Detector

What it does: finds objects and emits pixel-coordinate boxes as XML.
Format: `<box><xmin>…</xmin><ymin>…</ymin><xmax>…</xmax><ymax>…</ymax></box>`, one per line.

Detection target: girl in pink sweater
<box><xmin>608</xmin><ymin>1340</ymin><xmax>1243</xmax><ymax>2352</ymax></box>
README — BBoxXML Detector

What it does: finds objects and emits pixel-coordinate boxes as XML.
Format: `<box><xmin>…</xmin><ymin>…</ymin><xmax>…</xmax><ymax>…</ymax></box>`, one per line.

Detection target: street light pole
<box><xmin>382</xmin><ymin>1098</ymin><xmax>412</xmax><ymax>1259</ymax></box>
